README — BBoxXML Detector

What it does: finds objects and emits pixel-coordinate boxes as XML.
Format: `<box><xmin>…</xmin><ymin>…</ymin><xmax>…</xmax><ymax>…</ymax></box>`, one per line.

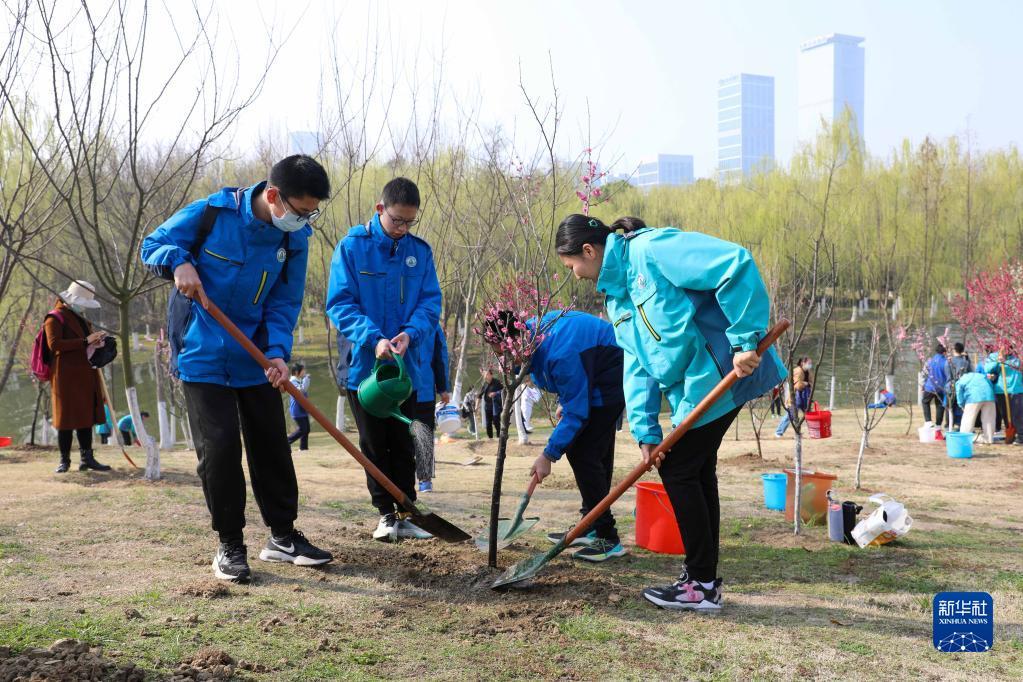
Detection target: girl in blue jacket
<box><xmin>555</xmin><ymin>214</ymin><xmax>784</xmax><ymax>611</ymax></box>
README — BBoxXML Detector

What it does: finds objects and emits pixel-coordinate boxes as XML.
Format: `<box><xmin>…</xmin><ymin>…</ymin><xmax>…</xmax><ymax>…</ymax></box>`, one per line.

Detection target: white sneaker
<box><xmin>395</xmin><ymin>513</ymin><xmax>433</xmax><ymax>540</ymax></box>
<box><xmin>372</xmin><ymin>513</ymin><xmax>398</xmax><ymax>542</ymax></box>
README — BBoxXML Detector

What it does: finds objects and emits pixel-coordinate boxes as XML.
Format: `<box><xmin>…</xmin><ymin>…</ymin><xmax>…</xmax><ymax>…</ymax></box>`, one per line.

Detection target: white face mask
<box><xmin>271</xmin><ymin>206</ymin><xmax>308</xmax><ymax>233</ymax></box>
<box><xmin>804</xmin><ymin>363</ymin><xmax>813</xmax><ymax>370</ymax></box>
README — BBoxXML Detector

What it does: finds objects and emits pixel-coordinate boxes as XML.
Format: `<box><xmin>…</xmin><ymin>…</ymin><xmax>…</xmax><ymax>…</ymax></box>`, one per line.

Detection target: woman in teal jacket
<box><xmin>555</xmin><ymin>214</ymin><xmax>784</xmax><ymax>612</ymax></box>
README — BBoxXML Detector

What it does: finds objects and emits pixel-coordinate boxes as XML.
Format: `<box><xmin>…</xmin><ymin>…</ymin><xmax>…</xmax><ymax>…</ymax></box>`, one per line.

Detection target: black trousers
<box><xmin>564</xmin><ymin>404</ymin><xmax>623</xmax><ymax>544</ymax></box>
<box><xmin>658</xmin><ymin>407</ymin><xmax>741</xmax><ymax>583</ymax></box>
<box><xmin>921</xmin><ymin>391</ymin><xmax>945</xmax><ymax>425</ymax></box>
<box><xmin>58</xmin><ymin>428</ymin><xmax>93</xmax><ymax>457</ymax></box>
<box><xmin>414</xmin><ymin>402</ymin><xmax>436</xmax><ymax>481</ymax></box>
<box><xmin>484</xmin><ymin>403</ymin><xmax>501</xmax><ymax>438</ymax></box>
<box><xmin>120</xmin><ymin>430</ymin><xmax>133</xmax><ymax>446</ymax></box>
<box><xmin>288</xmin><ymin>416</ymin><xmax>310</xmax><ymax>450</ymax></box>
<box><xmin>99</xmin><ymin>433</ymin><xmax>110</xmax><ymax>445</ymax></box>
<box><xmin>1001</xmin><ymin>393</ymin><xmax>1023</xmax><ymax>444</ymax></box>
<box><xmin>347</xmin><ymin>388</ymin><xmax>417</xmax><ymax>515</ymax></box>
<box><xmin>183</xmin><ymin>381</ymin><xmax>298</xmax><ymax>541</ymax></box>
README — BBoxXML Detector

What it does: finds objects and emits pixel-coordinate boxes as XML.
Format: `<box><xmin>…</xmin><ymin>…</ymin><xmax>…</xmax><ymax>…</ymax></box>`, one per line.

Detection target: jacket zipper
<box><xmin>613</xmin><ymin>312</ymin><xmax>631</xmax><ymax>328</ymax></box>
<box><xmin>637</xmin><ymin>304</ymin><xmax>661</xmax><ymax>342</ymax></box>
<box><xmin>203</xmin><ymin>248</ymin><xmax>242</xmax><ymax>266</ymax></box>
<box><xmin>706</xmin><ymin>342</ymin><xmax>727</xmax><ymax>377</ymax></box>
<box><xmin>400</xmin><ymin>276</ymin><xmax>405</xmax><ymax>304</ymax></box>
<box><xmin>252</xmin><ymin>271</ymin><xmax>268</xmax><ymax>305</ymax></box>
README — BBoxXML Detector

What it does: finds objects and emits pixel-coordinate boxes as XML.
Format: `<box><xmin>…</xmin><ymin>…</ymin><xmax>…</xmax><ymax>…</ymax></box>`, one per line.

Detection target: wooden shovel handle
<box><xmin>204</xmin><ymin>301</ymin><xmax>415</xmax><ymax>509</ymax></box>
<box><xmin>562</xmin><ymin>319</ymin><xmax>790</xmax><ymax>546</ymax></box>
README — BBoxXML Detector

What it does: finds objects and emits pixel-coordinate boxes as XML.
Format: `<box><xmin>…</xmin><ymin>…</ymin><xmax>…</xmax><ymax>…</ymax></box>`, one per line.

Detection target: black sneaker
<box><xmin>546</xmin><ymin>529</ymin><xmax>596</xmax><ymax>547</ymax></box>
<box><xmin>373</xmin><ymin>513</ymin><xmax>398</xmax><ymax>542</ymax></box>
<box><xmin>642</xmin><ymin>569</ymin><xmax>722</xmax><ymax>611</ymax></box>
<box><xmin>213</xmin><ymin>542</ymin><xmax>251</xmax><ymax>583</ymax></box>
<box><xmin>573</xmin><ymin>538</ymin><xmax>627</xmax><ymax>562</ymax></box>
<box><xmin>258</xmin><ymin>529</ymin><xmax>333</xmax><ymax>567</ymax></box>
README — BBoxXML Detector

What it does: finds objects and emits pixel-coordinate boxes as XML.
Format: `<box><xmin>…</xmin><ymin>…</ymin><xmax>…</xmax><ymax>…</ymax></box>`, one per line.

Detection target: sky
<box><xmin>24</xmin><ymin>0</ymin><xmax>1023</xmax><ymax>179</ymax></box>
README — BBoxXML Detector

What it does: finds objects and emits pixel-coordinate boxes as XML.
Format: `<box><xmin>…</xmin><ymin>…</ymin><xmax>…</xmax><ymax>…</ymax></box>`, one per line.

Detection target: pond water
<box><xmin>0</xmin><ymin>320</ymin><xmax>966</xmax><ymax>443</ymax></box>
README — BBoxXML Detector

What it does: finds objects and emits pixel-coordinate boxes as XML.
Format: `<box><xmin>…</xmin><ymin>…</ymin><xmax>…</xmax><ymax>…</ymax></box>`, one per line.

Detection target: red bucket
<box><xmin>805</xmin><ymin>402</ymin><xmax>832</xmax><ymax>439</ymax></box>
<box><xmin>0</xmin><ymin>436</ymin><xmax>11</xmax><ymax>448</ymax></box>
<box><xmin>635</xmin><ymin>481</ymin><xmax>685</xmax><ymax>555</ymax></box>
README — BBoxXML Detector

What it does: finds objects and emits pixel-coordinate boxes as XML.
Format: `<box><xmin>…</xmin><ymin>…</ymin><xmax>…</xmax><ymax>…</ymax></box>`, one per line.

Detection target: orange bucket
<box><xmin>634</xmin><ymin>481</ymin><xmax>685</xmax><ymax>555</ymax></box>
<box><xmin>783</xmin><ymin>468</ymin><xmax>838</xmax><ymax>525</ymax></box>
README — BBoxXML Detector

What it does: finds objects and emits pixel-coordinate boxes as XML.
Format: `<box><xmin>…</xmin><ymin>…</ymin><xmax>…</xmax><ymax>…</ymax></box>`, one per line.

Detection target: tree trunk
<box><xmin>487</xmin><ymin>400</ymin><xmax>516</xmax><ymax>568</ymax></box>
<box><xmin>336</xmin><ymin>396</ymin><xmax>347</xmax><ymax>431</ymax></box>
<box><xmin>154</xmin><ymin>343</ymin><xmax>173</xmax><ymax>449</ymax></box>
<box><xmin>120</xmin><ymin>300</ymin><xmax>160</xmax><ymax>479</ymax></box>
<box><xmin>30</xmin><ymin>382</ymin><xmax>44</xmax><ymax>446</ymax></box>
<box><xmin>792</xmin><ymin>431</ymin><xmax>803</xmax><ymax>535</ymax></box>
<box><xmin>855</xmin><ymin>420</ymin><xmax>868</xmax><ymax>490</ymax></box>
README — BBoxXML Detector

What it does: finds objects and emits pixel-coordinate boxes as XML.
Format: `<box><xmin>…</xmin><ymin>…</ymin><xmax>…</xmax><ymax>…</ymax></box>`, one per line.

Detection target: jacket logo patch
<box><xmin>405</xmin><ymin>256</ymin><xmax>417</xmax><ymax>268</ymax></box>
<box><xmin>635</xmin><ymin>274</ymin><xmax>646</xmax><ymax>290</ymax></box>
<box><xmin>276</xmin><ymin>248</ymin><xmax>287</xmax><ymax>263</ymax></box>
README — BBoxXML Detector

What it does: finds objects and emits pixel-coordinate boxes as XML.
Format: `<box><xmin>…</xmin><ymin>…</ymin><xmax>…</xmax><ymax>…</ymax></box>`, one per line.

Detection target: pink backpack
<box><xmin>30</xmin><ymin>309</ymin><xmax>65</xmax><ymax>382</ymax></box>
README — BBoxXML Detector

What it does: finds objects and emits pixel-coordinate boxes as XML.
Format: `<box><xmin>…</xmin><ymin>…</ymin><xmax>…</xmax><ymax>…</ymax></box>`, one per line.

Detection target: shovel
<box><xmin>96</xmin><ymin>370</ymin><xmax>138</xmax><ymax>469</ymax></box>
<box><xmin>475</xmin><ymin>473</ymin><xmax>541</xmax><ymax>551</ymax></box>
<box><xmin>492</xmin><ymin>319</ymin><xmax>790</xmax><ymax>589</ymax></box>
<box><xmin>1001</xmin><ymin>363</ymin><xmax>1016</xmax><ymax>444</ymax></box>
<box><xmin>205</xmin><ymin>301</ymin><xmax>471</xmax><ymax>543</ymax></box>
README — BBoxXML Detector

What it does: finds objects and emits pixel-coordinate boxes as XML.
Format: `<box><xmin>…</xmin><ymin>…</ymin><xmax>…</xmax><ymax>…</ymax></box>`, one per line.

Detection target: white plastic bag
<box><xmin>851</xmin><ymin>493</ymin><xmax>913</xmax><ymax>547</ymax></box>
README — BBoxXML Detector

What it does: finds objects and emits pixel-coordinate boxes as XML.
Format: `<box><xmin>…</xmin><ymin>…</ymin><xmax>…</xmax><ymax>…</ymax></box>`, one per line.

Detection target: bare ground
<box><xmin>0</xmin><ymin>408</ymin><xmax>1021</xmax><ymax>680</ymax></box>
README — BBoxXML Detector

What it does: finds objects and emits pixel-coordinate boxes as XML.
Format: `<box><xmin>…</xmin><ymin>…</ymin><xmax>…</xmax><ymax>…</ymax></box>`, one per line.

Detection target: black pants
<box><xmin>288</xmin><ymin>416</ymin><xmax>310</xmax><ymax>450</ymax></box>
<box><xmin>183</xmin><ymin>381</ymin><xmax>298</xmax><ymax>541</ymax></box>
<box><xmin>658</xmin><ymin>407</ymin><xmax>741</xmax><ymax>583</ymax></box>
<box><xmin>99</xmin><ymin>433</ymin><xmax>109</xmax><ymax>445</ymax></box>
<box><xmin>564</xmin><ymin>404</ymin><xmax>623</xmax><ymax>544</ymax></box>
<box><xmin>414</xmin><ymin>402</ymin><xmax>436</xmax><ymax>482</ymax></box>
<box><xmin>770</xmin><ymin>396</ymin><xmax>783</xmax><ymax>416</ymax></box>
<box><xmin>120</xmin><ymin>430</ymin><xmax>133</xmax><ymax>446</ymax></box>
<box><xmin>58</xmin><ymin>428</ymin><xmax>93</xmax><ymax>457</ymax></box>
<box><xmin>484</xmin><ymin>402</ymin><xmax>501</xmax><ymax>438</ymax></box>
<box><xmin>921</xmin><ymin>391</ymin><xmax>945</xmax><ymax>425</ymax></box>
<box><xmin>347</xmin><ymin>389</ymin><xmax>417</xmax><ymax>515</ymax></box>
<box><xmin>1002</xmin><ymin>393</ymin><xmax>1023</xmax><ymax>444</ymax></box>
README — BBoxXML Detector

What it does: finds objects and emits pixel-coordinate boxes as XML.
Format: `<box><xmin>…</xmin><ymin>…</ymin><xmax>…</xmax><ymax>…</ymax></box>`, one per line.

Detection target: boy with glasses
<box><xmin>326</xmin><ymin>177</ymin><xmax>442</xmax><ymax>542</ymax></box>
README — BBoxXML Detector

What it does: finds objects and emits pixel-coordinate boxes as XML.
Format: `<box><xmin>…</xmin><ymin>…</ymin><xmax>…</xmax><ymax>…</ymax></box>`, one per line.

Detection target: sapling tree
<box><xmin>853</xmin><ymin>323</ymin><xmax>905</xmax><ymax>488</ymax></box>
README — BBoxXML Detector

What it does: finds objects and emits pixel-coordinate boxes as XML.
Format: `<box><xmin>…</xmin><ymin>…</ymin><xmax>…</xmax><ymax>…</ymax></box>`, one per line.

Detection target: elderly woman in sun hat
<box><xmin>44</xmin><ymin>280</ymin><xmax>112</xmax><ymax>473</ymax></box>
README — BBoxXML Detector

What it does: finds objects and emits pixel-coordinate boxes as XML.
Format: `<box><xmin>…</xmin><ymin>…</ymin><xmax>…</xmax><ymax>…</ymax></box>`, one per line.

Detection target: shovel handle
<box><xmin>204</xmin><ymin>301</ymin><xmax>415</xmax><ymax>510</ymax></box>
<box><xmin>526</xmin><ymin>472</ymin><xmax>541</xmax><ymax>497</ymax></box>
<box><xmin>562</xmin><ymin>319</ymin><xmax>790</xmax><ymax>546</ymax></box>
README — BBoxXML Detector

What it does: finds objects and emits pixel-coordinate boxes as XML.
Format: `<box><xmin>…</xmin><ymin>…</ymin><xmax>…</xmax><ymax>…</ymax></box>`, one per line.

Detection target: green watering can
<box><xmin>357</xmin><ymin>353</ymin><xmax>413</xmax><ymax>426</ymax></box>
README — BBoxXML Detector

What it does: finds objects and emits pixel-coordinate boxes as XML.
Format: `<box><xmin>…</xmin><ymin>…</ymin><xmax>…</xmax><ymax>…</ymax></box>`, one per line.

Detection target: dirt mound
<box><xmin>0</xmin><ymin>638</ymin><xmax>145</xmax><ymax>681</ymax></box>
<box><xmin>177</xmin><ymin>580</ymin><xmax>232</xmax><ymax>599</ymax></box>
<box><xmin>169</xmin><ymin>647</ymin><xmax>235</xmax><ymax>681</ymax></box>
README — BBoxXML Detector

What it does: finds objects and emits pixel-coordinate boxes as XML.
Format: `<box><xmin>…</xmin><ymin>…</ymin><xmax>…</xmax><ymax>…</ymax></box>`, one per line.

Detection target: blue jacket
<box><xmin>923</xmin><ymin>353</ymin><xmax>949</xmax><ymax>394</ymax></box>
<box><xmin>141</xmin><ymin>183</ymin><xmax>309</xmax><ymax>386</ymax></box>
<box><xmin>325</xmin><ymin>214</ymin><xmax>442</xmax><ymax>402</ymax></box>
<box><xmin>95</xmin><ymin>405</ymin><xmax>113</xmax><ymax>436</ymax></box>
<box><xmin>528</xmin><ymin>311</ymin><xmax>625</xmax><ymax>461</ymax></box>
<box><xmin>430</xmin><ymin>326</ymin><xmax>451</xmax><ymax>396</ymax></box>
<box><xmin>289</xmin><ymin>375</ymin><xmax>310</xmax><ymax>418</ymax></box>
<box><xmin>597</xmin><ymin>227</ymin><xmax>785</xmax><ymax>443</ymax></box>
<box><xmin>956</xmin><ymin>372</ymin><xmax>995</xmax><ymax>406</ymax></box>
<box><xmin>983</xmin><ymin>353</ymin><xmax>1022</xmax><ymax>395</ymax></box>
<box><xmin>117</xmin><ymin>414</ymin><xmax>136</xmax><ymax>437</ymax></box>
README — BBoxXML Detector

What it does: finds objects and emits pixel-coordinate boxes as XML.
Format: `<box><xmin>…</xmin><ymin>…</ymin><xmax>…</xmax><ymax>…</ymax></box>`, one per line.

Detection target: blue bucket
<box><xmin>761</xmin><ymin>473</ymin><xmax>787</xmax><ymax>511</ymax></box>
<box><xmin>946</xmin><ymin>431</ymin><xmax>974</xmax><ymax>459</ymax></box>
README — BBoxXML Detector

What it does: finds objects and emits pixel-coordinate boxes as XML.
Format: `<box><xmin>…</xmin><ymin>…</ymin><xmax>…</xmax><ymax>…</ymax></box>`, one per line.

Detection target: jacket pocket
<box><xmin>706</xmin><ymin>342</ymin><xmax>727</xmax><ymax>378</ymax></box>
<box><xmin>613</xmin><ymin>311</ymin><xmax>633</xmax><ymax>328</ymax></box>
<box><xmin>630</xmin><ymin>280</ymin><xmax>662</xmax><ymax>342</ymax></box>
<box><xmin>203</xmin><ymin>248</ymin><xmax>243</xmax><ymax>266</ymax></box>
<box><xmin>252</xmin><ymin>271</ymin><xmax>269</xmax><ymax>305</ymax></box>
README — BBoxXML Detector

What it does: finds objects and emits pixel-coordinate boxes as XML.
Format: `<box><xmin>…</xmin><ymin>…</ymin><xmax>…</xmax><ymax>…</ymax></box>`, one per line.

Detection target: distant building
<box><xmin>633</xmin><ymin>154</ymin><xmax>694</xmax><ymax>188</ymax></box>
<box><xmin>288</xmin><ymin>131</ymin><xmax>321</xmax><ymax>156</ymax></box>
<box><xmin>797</xmin><ymin>33</ymin><xmax>865</xmax><ymax>143</ymax></box>
<box><xmin>717</xmin><ymin>73</ymin><xmax>775</xmax><ymax>181</ymax></box>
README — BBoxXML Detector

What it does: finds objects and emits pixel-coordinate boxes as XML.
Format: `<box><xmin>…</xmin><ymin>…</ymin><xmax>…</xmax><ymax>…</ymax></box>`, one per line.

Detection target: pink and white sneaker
<box><xmin>642</xmin><ymin>569</ymin><xmax>723</xmax><ymax>611</ymax></box>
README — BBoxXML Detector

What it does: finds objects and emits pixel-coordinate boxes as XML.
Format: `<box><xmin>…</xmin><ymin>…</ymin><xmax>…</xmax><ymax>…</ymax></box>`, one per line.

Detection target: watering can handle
<box><xmin>371</xmin><ymin>351</ymin><xmax>408</xmax><ymax>378</ymax></box>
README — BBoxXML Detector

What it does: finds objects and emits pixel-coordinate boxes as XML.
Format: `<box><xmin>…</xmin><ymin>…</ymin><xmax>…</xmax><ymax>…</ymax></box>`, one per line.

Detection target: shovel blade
<box><xmin>474</xmin><ymin>516</ymin><xmax>541</xmax><ymax>551</ymax></box>
<box><xmin>399</xmin><ymin>501</ymin><xmax>471</xmax><ymax>543</ymax></box>
<box><xmin>491</xmin><ymin>540</ymin><xmax>568</xmax><ymax>589</ymax></box>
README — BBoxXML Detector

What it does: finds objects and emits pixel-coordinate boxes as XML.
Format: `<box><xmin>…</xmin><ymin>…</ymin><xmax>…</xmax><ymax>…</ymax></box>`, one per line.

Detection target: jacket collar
<box><xmin>596</xmin><ymin>234</ymin><xmax>629</xmax><ymax>299</ymax></box>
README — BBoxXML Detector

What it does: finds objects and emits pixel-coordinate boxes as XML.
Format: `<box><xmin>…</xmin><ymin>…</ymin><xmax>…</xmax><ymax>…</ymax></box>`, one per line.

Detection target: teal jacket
<box><xmin>596</xmin><ymin>227</ymin><xmax>785</xmax><ymax>443</ymax></box>
<box><xmin>983</xmin><ymin>353</ymin><xmax>1022</xmax><ymax>395</ymax></box>
<box><xmin>956</xmin><ymin>372</ymin><xmax>995</xmax><ymax>406</ymax></box>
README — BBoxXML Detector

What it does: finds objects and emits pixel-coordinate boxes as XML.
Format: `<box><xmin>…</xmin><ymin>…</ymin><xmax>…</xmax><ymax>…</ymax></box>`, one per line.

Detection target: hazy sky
<box><xmin>156</xmin><ymin>1</ymin><xmax>1023</xmax><ymax>177</ymax></box>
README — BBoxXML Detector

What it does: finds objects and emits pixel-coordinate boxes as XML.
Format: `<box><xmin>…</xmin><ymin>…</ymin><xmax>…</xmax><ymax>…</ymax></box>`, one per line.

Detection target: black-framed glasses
<box><xmin>385</xmin><ymin>209</ymin><xmax>419</xmax><ymax>228</ymax></box>
<box><xmin>281</xmin><ymin>194</ymin><xmax>321</xmax><ymax>223</ymax></box>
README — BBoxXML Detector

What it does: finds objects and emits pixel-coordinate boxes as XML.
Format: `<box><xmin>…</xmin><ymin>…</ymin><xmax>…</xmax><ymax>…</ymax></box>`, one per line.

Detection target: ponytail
<box><xmin>555</xmin><ymin>214</ymin><xmax>648</xmax><ymax>256</ymax></box>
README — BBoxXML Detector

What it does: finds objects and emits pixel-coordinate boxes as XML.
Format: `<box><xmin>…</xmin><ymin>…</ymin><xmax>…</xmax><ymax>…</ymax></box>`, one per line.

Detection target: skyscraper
<box><xmin>717</xmin><ymin>74</ymin><xmax>775</xmax><ymax>181</ymax></box>
<box><xmin>633</xmin><ymin>154</ymin><xmax>694</xmax><ymax>188</ymax></box>
<box><xmin>797</xmin><ymin>34</ymin><xmax>865</xmax><ymax>143</ymax></box>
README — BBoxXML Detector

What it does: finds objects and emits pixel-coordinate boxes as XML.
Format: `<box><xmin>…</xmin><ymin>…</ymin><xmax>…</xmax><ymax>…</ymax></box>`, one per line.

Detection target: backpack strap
<box><xmin>190</xmin><ymin>202</ymin><xmax>222</xmax><ymax>259</ymax></box>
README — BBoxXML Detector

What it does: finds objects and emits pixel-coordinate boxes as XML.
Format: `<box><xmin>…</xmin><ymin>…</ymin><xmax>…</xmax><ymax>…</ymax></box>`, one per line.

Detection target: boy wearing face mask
<box><xmin>142</xmin><ymin>155</ymin><xmax>333</xmax><ymax>583</ymax></box>
<box><xmin>775</xmin><ymin>357</ymin><xmax>813</xmax><ymax>437</ymax></box>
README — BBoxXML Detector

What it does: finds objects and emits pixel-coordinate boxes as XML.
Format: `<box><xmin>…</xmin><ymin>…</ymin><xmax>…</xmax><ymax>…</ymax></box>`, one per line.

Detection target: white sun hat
<box><xmin>59</xmin><ymin>280</ymin><xmax>101</xmax><ymax>309</ymax></box>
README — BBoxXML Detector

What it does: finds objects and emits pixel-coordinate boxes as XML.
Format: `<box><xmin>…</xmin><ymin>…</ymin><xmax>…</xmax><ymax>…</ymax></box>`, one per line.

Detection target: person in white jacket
<box><xmin>518</xmin><ymin>376</ymin><xmax>542</xmax><ymax>434</ymax></box>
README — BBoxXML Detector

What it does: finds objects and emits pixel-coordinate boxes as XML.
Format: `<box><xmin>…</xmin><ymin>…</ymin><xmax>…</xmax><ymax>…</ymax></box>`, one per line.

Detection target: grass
<box><xmin>0</xmin><ymin>407</ymin><xmax>1021</xmax><ymax>679</ymax></box>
